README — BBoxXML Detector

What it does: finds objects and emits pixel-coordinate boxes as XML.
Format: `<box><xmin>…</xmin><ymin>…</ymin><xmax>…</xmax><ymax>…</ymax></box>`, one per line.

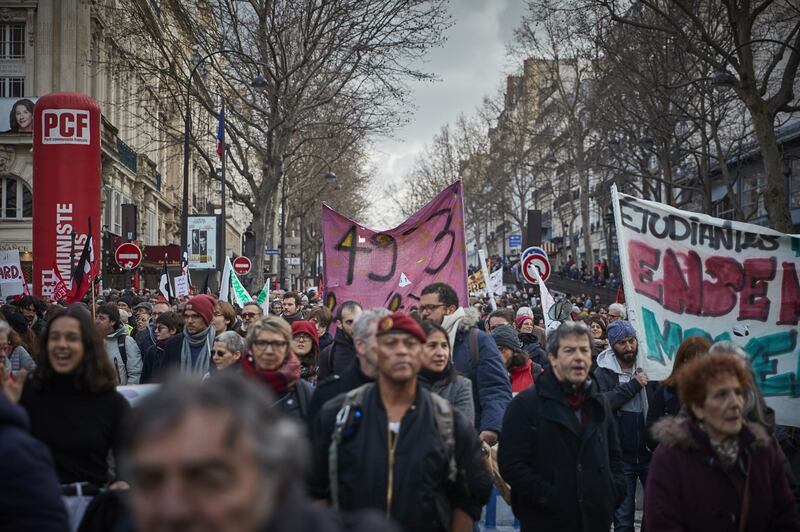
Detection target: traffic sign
<box><xmin>521</xmin><ymin>246</ymin><xmax>547</xmax><ymax>261</ymax></box>
<box><xmin>521</xmin><ymin>252</ymin><xmax>550</xmax><ymax>284</ymax></box>
<box><xmin>232</xmin><ymin>256</ymin><xmax>252</xmax><ymax>275</ymax></box>
<box><xmin>264</xmin><ymin>248</ymin><xmax>280</xmax><ymax>256</ymax></box>
<box><xmin>508</xmin><ymin>234</ymin><xmax>522</xmax><ymax>248</ymax></box>
<box><xmin>115</xmin><ymin>243</ymin><xmax>142</xmax><ymax>270</ymax></box>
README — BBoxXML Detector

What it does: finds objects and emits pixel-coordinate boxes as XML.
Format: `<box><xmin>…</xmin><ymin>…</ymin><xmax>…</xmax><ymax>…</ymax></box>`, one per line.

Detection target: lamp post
<box><xmin>180</xmin><ymin>48</ymin><xmax>268</xmax><ymax>264</ymax></box>
<box><xmin>279</xmin><ymin>154</ymin><xmax>336</xmax><ymax>290</ymax></box>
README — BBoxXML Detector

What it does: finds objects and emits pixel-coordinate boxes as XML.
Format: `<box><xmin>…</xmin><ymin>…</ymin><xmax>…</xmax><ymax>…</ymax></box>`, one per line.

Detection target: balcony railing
<box><xmin>117</xmin><ymin>139</ymin><xmax>137</xmax><ymax>173</ymax></box>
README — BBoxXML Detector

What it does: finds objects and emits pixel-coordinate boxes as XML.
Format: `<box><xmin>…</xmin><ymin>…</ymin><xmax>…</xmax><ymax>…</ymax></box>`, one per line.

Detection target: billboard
<box><xmin>187</xmin><ymin>215</ymin><xmax>219</xmax><ymax>269</ymax></box>
<box><xmin>32</xmin><ymin>93</ymin><xmax>101</xmax><ymax>298</ymax></box>
<box><xmin>612</xmin><ymin>186</ymin><xmax>800</xmax><ymax>427</ymax></box>
<box><xmin>0</xmin><ymin>97</ymin><xmax>37</xmax><ymax>133</ymax></box>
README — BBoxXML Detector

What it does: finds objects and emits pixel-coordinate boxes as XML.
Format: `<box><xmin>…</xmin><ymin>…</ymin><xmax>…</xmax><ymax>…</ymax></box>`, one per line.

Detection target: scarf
<box><xmin>419</xmin><ymin>362</ymin><xmax>456</xmax><ymax>386</ymax></box>
<box><xmin>707</xmin><ymin>429</ymin><xmax>741</xmax><ymax>468</ymax></box>
<box><xmin>180</xmin><ymin>326</ymin><xmax>215</xmax><ymax>376</ymax></box>
<box><xmin>241</xmin><ymin>351</ymin><xmax>301</xmax><ymax>396</ymax></box>
<box><xmin>560</xmin><ymin>379</ymin><xmax>589</xmax><ymax>427</ymax></box>
<box><xmin>441</xmin><ymin>307</ymin><xmax>466</xmax><ymax>352</ymax></box>
<box><xmin>510</xmin><ymin>358</ymin><xmax>535</xmax><ymax>393</ymax></box>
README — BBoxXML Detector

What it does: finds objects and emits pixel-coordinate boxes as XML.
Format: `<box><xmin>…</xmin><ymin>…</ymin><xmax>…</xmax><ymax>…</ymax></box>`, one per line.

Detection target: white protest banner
<box><xmin>478</xmin><ymin>249</ymin><xmax>497</xmax><ymax>312</ymax></box>
<box><xmin>489</xmin><ymin>268</ymin><xmax>506</xmax><ymax>296</ymax></box>
<box><xmin>529</xmin><ymin>264</ymin><xmax>557</xmax><ymax>334</ymax></box>
<box><xmin>0</xmin><ymin>250</ymin><xmax>25</xmax><ymax>298</ymax></box>
<box><xmin>173</xmin><ymin>274</ymin><xmax>190</xmax><ymax>297</ymax></box>
<box><xmin>612</xmin><ymin>185</ymin><xmax>800</xmax><ymax>426</ymax></box>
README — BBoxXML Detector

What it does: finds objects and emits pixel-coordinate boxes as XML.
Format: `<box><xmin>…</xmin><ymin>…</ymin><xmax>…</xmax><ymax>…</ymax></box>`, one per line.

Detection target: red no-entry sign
<box><xmin>115</xmin><ymin>243</ymin><xmax>142</xmax><ymax>270</ymax></box>
<box><xmin>233</xmin><ymin>256</ymin><xmax>252</xmax><ymax>275</ymax></box>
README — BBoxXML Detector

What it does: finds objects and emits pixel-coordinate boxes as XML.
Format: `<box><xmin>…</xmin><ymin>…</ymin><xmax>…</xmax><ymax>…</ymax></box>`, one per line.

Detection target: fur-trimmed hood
<box><xmin>650</xmin><ymin>415</ymin><xmax>771</xmax><ymax>450</ymax></box>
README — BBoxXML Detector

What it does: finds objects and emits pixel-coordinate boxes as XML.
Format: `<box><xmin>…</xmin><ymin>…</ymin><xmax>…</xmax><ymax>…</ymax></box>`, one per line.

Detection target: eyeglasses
<box><xmin>251</xmin><ymin>339</ymin><xmax>288</xmax><ymax>350</ymax></box>
<box><xmin>241</xmin><ymin>312</ymin><xmax>258</xmax><ymax>319</ymax></box>
<box><xmin>420</xmin><ymin>304</ymin><xmax>444</xmax><ymax>312</ymax></box>
<box><xmin>211</xmin><ymin>349</ymin><xmax>229</xmax><ymax>357</ymax></box>
<box><xmin>294</xmin><ymin>336</ymin><xmax>310</xmax><ymax>342</ymax></box>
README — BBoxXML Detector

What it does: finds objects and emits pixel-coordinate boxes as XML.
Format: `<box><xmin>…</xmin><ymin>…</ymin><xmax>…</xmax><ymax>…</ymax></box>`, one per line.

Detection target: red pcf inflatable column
<box><xmin>32</xmin><ymin>92</ymin><xmax>101</xmax><ymax>298</ymax></box>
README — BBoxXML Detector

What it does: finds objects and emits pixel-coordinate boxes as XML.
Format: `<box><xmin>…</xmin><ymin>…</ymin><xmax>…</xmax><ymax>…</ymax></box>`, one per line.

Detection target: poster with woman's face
<box><xmin>0</xmin><ymin>97</ymin><xmax>37</xmax><ymax>134</ymax></box>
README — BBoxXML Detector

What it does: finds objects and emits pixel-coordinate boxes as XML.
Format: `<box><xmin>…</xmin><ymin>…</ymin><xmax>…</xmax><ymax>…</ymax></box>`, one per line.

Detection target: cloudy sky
<box><xmin>365</xmin><ymin>0</ymin><xmax>527</xmax><ymax>227</ymax></box>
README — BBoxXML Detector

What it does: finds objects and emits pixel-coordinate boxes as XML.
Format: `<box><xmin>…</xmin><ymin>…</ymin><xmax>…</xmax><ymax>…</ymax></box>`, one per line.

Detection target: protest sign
<box><xmin>0</xmin><ymin>250</ymin><xmax>25</xmax><ymax>298</ymax></box>
<box><xmin>612</xmin><ymin>186</ymin><xmax>800</xmax><ymax>426</ymax></box>
<box><xmin>323</xmin><ymin>181</ymin><xmax>468</xmax><ymax>314</ymax></box>
<box><xmin>173</xmin><ymin>274</ymin><xmax>190</xmax><ymax>297</ymax></box>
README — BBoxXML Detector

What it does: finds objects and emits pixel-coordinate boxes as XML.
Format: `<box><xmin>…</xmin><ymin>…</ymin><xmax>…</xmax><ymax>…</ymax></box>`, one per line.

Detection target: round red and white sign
<box><xmin>521</xmin><ymin>253</ymin><xmax>550</xmax><ymax>284</ymax></box>
<box><xmin>115</xmin><ymin>243</ymin><xmax>142</xmax><ymax>270</ymax></box>
<box><xmin>232</xmin><ymin>256</ymin><xmax>252</xmax><ymax>275</ymax></box>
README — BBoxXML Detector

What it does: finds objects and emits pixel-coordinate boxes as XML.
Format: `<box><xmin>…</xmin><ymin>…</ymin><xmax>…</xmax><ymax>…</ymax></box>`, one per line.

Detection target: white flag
<box><xmin>530</xmin><ymin>266</ymin><xmax>557</xmax><ymax>334</ymax></box>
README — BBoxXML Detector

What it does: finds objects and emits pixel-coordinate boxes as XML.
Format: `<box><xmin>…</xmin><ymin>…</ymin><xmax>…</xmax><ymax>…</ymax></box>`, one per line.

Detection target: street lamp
<box><xmin>180</xmin><ymin>48</ymin><xmax>269</xmax><ymax>273</ymax></box>
<box><xmin>279</xmin><ymin>155</ymin><xmax>336</xmax><ymax>290</ymax></box>
<box><xmin>711</xmin><ymin>38</ymin><xmax>800</xmax><ymax>89</ymax></box>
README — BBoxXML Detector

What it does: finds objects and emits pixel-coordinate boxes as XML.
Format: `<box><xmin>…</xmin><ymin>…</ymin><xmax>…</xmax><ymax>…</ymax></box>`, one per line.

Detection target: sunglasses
<box><xmin>241</xmin><ymin>312</ymin><xmax>259</xmax><ymax>319</ymax></box>
<box><xmin>211</xmin><ymin>349</ymin><xmax>229</xmax><ymax>357</ymax></box>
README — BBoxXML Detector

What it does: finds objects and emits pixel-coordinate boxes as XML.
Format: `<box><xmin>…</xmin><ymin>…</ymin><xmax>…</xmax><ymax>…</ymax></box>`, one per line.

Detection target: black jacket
<box><xmin>310</xmin><ymin>382</ymin><xmax>492</xmax><ymax>532</ymax></box>
<box><xmin>645</xmin><ymin>383</ymin><xmax>681</xmax><ymax>450</ymax></box>
<box><xmin>319</xmin><ymin>331</ymin><xmax>334</xmax><ymax>352</ymax></box>
<box><xmin>317</xmin><ymin>329</ymin><xmax>357</xmax><ymax>379</ymax></box>
<box><xmin>498</xmin><ymin>369</ymin><xmax>625</xmax><ymax>532</ymax></box>
<box><xmin>0</xmin><ymin>395</ymin><xmax>69</xmax><ymax>532</ymax></box>
<box><xmin>593</xmin><ymin>358</ymin><xmax>656</xmax><ymax>463</ymax></box>
<box><xmin>519</xmin><ymin>332</ymin><xmax>548</xmax><ymax>368</ymax></box>
<box><xmin>308</xmin><ymin>358</ymin><xmax>373</xmax><ymax>424</ymax></box>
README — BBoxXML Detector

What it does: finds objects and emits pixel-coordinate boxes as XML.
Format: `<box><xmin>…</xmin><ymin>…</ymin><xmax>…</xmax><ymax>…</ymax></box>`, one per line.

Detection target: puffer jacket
<box><xmin>3</xmin><ymin>345</ymin><xmax>36</xmax><ymax>376</ymax></box>
<box><xmin>104</xmin><ymin>326</ymin><xmax>143</xmax><ymax>385</ymax></box>
<box><xmin>593</xmin><ymin>348</ymin><xmax>654</xmax><ymax>463</ymax></box>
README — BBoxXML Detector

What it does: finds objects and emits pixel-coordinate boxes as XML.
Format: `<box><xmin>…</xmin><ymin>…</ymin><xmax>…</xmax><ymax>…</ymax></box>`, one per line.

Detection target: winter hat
<box><xmin>184</xmin><ymin>294</ymin><xmax>215</xmax><ymax>326</ymax></box>
<box><xmin>5</xmin><ymin>312</ymin><xmax>28</xmax><ymax>335</ymax></box>
<box><xmin>516</xmin><ymin>306</ymin><xmax>534</xmax><ymax>319</ymax></box>
<box><xmin>376</xmin><ymin>312</ymin><xmax>426</xmax><ymax>343</ymax></box>
<box><xmin>491</xmin><ymin>325</ymin><xmax>523</xmax><ymax>352</ymax></box>
<box><xmin>607</xmin><ymin>320</ymin><xmax>637</xmax><ymax>347</ymax></box>
<box><xmin>291</xmin><ymin>320</ymin><xmax>320</xmax><ymax>352</ymax></box>
<box><xmin>133</xmin><ymin>302</ymin><xmax>153</xmax><ymax>312</ymax></box>
<box><xmin>515</xmin><ymin>315</ymin><xmax>533</xmax><ymax>329</ymax></box>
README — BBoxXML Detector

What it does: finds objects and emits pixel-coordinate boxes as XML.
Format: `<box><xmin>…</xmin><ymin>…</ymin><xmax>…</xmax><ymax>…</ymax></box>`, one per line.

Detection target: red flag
<box><xmin>51</xmin><ymin>262</ymin><xmax>70</xmax><ymax>302</ymax></box>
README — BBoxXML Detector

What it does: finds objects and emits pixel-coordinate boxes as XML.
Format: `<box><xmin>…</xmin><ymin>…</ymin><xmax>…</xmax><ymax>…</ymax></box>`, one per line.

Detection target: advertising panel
<box><xmin>187</xmin><ymin>215</ymin><xmax>219</xmax><ymax>269</ymax></box>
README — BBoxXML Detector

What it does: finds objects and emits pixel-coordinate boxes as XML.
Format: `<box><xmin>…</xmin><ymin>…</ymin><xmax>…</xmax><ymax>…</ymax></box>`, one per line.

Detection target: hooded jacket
<box><xmin>0</xmin><ymin>394</ymin><xmax>69</xmax><ymax>532</ymax></box>
<box><xmin>593</xmin><ymin>347</ymin><xmax>653</xmax><ymax>463</ymax></box>
<box><xmin>445</xmin><ymin>308</ymin><xmax>511</xmax><ymax>434</ymax></box>
<box><xmin>104</xmin><ymin>325</ymin><xmax>143</xmax><ymax>385</ymax></box>
<box><xmin>645</xmin><ymin>416</ymin><xmax>800</xmax><ymax>532</ymax></box>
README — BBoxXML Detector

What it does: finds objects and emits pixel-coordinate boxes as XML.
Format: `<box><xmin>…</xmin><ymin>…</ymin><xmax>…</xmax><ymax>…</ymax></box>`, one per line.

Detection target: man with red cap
<box><xmin>153</xmin><ymin>294</ymin><xmax>217</xmax><ymax>379</ymax></box>
<box><xmin>310</xmin><ymin>312</ymin><xmax>491</xmax><ymax>532</ymax></box>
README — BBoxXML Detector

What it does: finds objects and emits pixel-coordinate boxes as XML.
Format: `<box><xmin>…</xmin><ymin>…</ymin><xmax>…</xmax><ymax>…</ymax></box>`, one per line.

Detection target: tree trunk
<box><xmin>575</xmin><ymin>144</ymin><xmax>594</xmax><ymax>266</ymax></box>
<box><xmin>749</xmin><ymin>106</ymin><xmax>793</xmax><ymax>232</ymax></box>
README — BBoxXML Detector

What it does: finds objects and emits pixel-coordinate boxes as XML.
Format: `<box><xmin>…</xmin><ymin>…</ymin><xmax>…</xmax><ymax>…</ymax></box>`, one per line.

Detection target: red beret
<box><xmin>184</xmin><ymin>294</ymin><xmax>215</xmax><ymax>326</ymax></box>
<box><xmin>376</xmin><ymin>312</ymin><xmax>426</xmax><ymax>343</ymax></box>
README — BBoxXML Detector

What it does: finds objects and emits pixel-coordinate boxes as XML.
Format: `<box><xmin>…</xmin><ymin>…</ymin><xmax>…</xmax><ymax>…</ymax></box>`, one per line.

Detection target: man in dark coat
<box><xmin>316</xmin><ymin>301</ymin><xmax>362</xmax><ymax>379</ymax></box>
<box><xmin>420</xmin><ymin>283</ymin><xmax>511</xmax><ymax>445</ymax></box>
<box><xmin>498</xmin><ymin>321</ymin><xmax>625</xmax><ymax>532</ymax></box>
<box><xmin>311</xmin><ymin>312</ymin><xmax>492</xmax><ymax>532</ymax></box>
<box><xmin>0</xmin><ymin>392</ymin><xmax>69</xmax><ymax>531</ymax></box>
<box><xmin>307</xmin><ymin>308</ymin><xmax>389</xmax><ymax>423</ymax></box>
<box><xmin>594</xmin><ymin>320</ymin><xmax>655</xmax><ymax>532</ymax></box>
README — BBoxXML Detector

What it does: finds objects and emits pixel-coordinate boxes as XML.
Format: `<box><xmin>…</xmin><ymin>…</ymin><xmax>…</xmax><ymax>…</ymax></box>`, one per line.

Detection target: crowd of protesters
<box><xmin>0</xmin><ymin>282</ymin><xmax>798</xmax><ymax>532</ymax></box>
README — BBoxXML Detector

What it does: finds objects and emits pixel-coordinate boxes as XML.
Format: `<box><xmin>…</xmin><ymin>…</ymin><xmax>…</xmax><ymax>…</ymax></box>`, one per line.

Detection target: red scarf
<box><xmin>510</xmin><ymin>359</ymin><xmax>535</xmax><ymax>393</ymax></box>
<box><xmin>564</xmin><ymin>388</ymin><xmax>588</xmax><ymax>428</ymax></box>
<box><xmin>241</xmin><ymin>351</ymin><xmax>301</xmax><ymax>396</ymax></box>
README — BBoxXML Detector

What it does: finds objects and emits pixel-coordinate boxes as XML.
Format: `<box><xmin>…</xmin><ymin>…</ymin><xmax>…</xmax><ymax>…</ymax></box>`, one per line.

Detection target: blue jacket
<box><xmin>451</xmin><ymin>319</ymin><xmax>512</xmax><ymax>434</ymax></box>
<box><xmin>0</xmin><ymin>394</ymin><xmax>68</xmax><ymax>531</ymax></box>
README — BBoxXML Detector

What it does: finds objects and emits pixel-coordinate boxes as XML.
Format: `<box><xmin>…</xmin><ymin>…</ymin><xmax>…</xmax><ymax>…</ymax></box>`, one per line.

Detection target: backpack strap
<box><xmin>329</xmin><ymin>383</ymin><xmax>373</xmax><ymax>509</ymax></box>
<box><xmin>117</xmin><ymin>335</ymin><xmax>128</xmax><ymax>366</ymax></box>
<box><xmin>429</xmin><ymin>392</ymin><xmax>458</xmax><ymax>484</ymax></box>
<box><xmin>469</xmin><ymin>328</ymin><xmax>479</xmax><ymax>370</ymax></box>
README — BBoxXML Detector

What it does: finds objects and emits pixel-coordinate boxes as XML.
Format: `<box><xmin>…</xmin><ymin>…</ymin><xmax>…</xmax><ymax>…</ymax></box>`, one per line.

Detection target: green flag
<box><xmin>255</xmin><ymin>279</ymin><xmax>270</xmax><ymax>312</ymax></box>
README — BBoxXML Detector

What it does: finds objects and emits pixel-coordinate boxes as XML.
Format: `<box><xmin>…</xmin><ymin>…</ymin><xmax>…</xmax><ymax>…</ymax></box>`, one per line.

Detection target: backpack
<box><xmin>328</xmin><ymin>383</ymin><xmax>457</xmax><ymax>509</ymax></box>
<box><xmin>468</xmin><ymin>327</ymin><xmax>479</xmax><ymax>369</ymax></box>
<box><xmin>116</xmin><ymin>336</ymin><xmax>128</xmax><ymax>367</ymax></box>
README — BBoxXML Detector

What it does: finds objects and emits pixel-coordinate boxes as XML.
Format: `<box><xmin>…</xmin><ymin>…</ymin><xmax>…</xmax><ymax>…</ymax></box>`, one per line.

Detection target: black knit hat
<box><xmin>5</xmin><ymin>312</ymin><xmax>28</xmax><ymax>335</ymax></box>
<box><xmin>491</xmin><ymin>325</ymin><xmax>522</xmax><ymax>352</ymax></box>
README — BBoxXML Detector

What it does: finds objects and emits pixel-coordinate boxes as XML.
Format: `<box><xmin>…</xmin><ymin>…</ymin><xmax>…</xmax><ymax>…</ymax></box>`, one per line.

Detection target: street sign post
<box><xmin>232</xmin><ymin>256</ymin><xmax>252</xmax><ymax>275</ymax></box>
<box><xmin>521</xmin><ymin>252</ymin><xmax>550</xmax><ymax>284</ymax></box>
<box><xmin>265</xmin><ymin>248</ymin><xmax>280</xmax><ymax>256</ymax></box>
<box><xmin>114</xmin><ymin>243</ymin><xmax>142</xmax><ymax>270</ymax></box>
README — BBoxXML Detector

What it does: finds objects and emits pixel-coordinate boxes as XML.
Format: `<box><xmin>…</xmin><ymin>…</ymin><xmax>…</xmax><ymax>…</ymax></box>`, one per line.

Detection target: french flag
<box><xmin>216</xmin><ymin>106</ymin><xmax>224</xmax><ymax>159</ymax></box>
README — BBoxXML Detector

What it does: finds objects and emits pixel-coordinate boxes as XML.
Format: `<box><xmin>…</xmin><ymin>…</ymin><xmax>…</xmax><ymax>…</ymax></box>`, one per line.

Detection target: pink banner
<box><xmin>322</xmin><ymin>181</ymin><xmax>468</xmax><ymax>314</ymax></box>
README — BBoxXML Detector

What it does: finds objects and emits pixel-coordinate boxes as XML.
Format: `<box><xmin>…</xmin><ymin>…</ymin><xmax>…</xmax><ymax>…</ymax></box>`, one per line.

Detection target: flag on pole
<box><xmin>220</xmin><ymin>256</ymin><xmax>251</xmax><ymax>307</ymax></box>
<box><xmin>68</xmin><ymin>219</ymin><xmax>95</xmax><ymax>303</ymax></box>
<box><xmin>255</xmin><ymin>279</ymin><xmax>270</xmax><ymax>314</ymax></box>
<box><xmin>216</xmin><ymin>106</ymin><xmax>224</xmax><ymax>159</ymax></box>
<box><xmin>159</xmin><ymin>258</ymin><xmax>174</xmax><ymax>301</ymax></box>
<box><xmin>530</xmin><ymin>265</ymin><xmax>557</xmax><ymax>334</ymax></box>
<box><xmin>51</xmin><ymin>261</ymin><xmax>69</xmax><ymax>302</ymax></box>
